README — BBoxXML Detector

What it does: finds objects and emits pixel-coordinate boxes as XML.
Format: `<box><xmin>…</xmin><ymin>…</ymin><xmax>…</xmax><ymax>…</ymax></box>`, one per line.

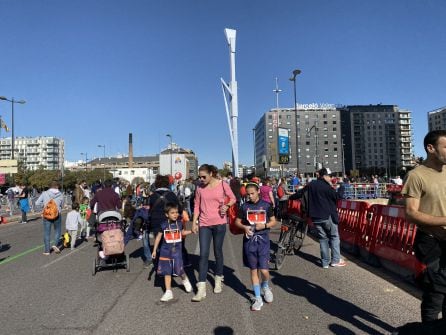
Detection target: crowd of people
<box><xmin>31</xmin><ymin>163</ymin><xmax>350</xmax><ymax>312</ymax></box>
<box><xmin>6</xmin><ymin>131</ymin><xmax>446</xmax><ymax>327</ymax></box>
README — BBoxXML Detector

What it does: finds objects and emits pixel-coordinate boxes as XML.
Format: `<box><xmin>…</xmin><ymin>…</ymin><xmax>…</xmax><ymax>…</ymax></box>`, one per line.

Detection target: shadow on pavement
<box><xmin>0</xmin><ymin>243</ymin><xmax>11</xmax><ymax>252</ymax></box>
<box><xmin>147</xmin><ymin>253</ymin><xmax>250</xmax><ymax>300</ymax></box>
<box><xmin>214</xmin><ymin>326</ymin><xmax>234</xmax><ymax>334</ymax></box>
<box><xmin>328</xmin><ymin>323</ymin><xmax>356</xmax><ymax>335</ymax></box>
<box><xmin>270</xmin><ymin>271</ymin><xmax>395</xmax><ymax>335</ymax></box>
<box><xmin>295</xmin><ymin>249</ymin><xmax>322</xmax><ymax>267</ymax></box>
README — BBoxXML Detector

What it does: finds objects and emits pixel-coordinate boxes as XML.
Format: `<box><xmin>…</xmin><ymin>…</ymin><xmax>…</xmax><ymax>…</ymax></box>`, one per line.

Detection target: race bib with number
<box><xmin>163</xmin><ymin>229</ymin><xmax>182</xmax><ymax>244</ymax></box>
<box><xmin>247</xmin><ymin>209</ymin><xmax>267</xmax><ymax>225</ymax></box>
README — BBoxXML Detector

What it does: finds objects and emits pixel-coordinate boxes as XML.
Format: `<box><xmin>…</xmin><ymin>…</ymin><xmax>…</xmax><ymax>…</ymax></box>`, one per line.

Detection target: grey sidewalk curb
<box><xmin>1</xmin><ymin>209</ymin><xmax>70</xmax><ymax>225</ymax></box>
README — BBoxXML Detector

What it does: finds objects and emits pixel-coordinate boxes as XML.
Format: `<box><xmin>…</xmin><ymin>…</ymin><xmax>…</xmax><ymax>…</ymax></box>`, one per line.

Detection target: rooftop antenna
<box><xmin>273</xmin><ymin>77</ymin><xmax>282</xmax><ymax>109</ymax></box>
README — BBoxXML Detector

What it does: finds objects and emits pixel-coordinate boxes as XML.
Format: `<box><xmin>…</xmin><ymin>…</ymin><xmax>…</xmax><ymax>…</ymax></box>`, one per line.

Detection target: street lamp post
<box><xmin>166</xmin><ymin>134</ymin><xmax>173</xmax><ymax>175</ymax></box>
<box><xmin>289</xmin><ymin>69</ymin><xmax>301</xmax><ymax>174</ymax></box>
<box><xmin>0</xmin><ymin>96</ymin><xmax>26</xmax><ymax>160</ymax></box>
<box><xmin>252</xmin><ymin>128</ymin><xmax>256</xmax><ymax>173</ymax></box>
<box><xmin>98</xmin><ymin>144</ymin><xmax>106</xmax><ymax>182</ymax></box>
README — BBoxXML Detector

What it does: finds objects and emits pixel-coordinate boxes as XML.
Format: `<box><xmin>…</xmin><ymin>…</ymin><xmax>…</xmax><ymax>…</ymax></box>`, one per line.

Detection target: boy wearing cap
<box><xmin>307</xmin><ymin>168</ymin><xmax>346</xmax><ymax>268</ymax></box>
<box><xmin>234</xmin><ymin>182</ymin><xmax>277</xmax><ymax>311</ymax></box>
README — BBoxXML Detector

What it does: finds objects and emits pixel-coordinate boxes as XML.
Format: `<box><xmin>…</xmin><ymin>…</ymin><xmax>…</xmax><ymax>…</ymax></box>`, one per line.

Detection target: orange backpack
<box><xmin>43</xmin><ymin>199</ymin><xmax>59</xmax><ymax>220</ymax></box>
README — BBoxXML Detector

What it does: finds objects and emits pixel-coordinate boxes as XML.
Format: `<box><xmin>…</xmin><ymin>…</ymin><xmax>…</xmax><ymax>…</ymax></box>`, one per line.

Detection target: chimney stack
<box><xmin>128</xmin><ymin>133</ymin><xmax>134</xmax><ymax>168</ymax></box>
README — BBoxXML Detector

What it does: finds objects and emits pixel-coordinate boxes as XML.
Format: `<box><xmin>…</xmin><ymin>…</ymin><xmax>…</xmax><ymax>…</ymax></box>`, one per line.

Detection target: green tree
<box><xmin>28</xmin><ymin>167</ymin><xmax>59</xmax><ymax>190</ymax></box>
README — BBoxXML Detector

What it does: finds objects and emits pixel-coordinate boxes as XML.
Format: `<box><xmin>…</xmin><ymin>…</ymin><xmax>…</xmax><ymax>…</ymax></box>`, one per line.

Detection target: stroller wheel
<box><xmin>92</xmin><ymin>258</ymin><xmax>97</xmax><ymax>276</ymax></box>
<box><xmin>126</xmin><ymin>254</ymin><xmax>130</xmax><ymax>272</ymax></box>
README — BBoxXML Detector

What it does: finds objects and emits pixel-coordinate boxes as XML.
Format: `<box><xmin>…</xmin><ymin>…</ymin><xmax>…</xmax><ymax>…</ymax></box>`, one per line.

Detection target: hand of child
<box><xmin>244</xmin><ymin>226</ymin><xmax>253</xmax><ymax>238</ymax></box>
<box><xmin>151</xmin><ymin>251</ymin><xmax>157</xmax><ymax>259</ymax></box>
<box><xmin>191</xmin><ymin>222</ymin><xmax>199</xmax><ymax>234</ymax></box>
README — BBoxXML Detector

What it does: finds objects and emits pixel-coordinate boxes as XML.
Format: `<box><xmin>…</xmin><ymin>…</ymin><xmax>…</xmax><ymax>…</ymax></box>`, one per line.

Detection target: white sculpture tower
<box><xmin>221</xmin><ymin>28</ymin><xmax>239</xmax><ymax>178</ymax></box>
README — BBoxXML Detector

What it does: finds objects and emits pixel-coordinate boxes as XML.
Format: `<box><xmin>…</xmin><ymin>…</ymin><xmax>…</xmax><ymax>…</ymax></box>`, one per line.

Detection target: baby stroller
<box><xmin>92</xmin><ymin>211</ymin><xmax>130</xmax><ymax>275</ymax></box>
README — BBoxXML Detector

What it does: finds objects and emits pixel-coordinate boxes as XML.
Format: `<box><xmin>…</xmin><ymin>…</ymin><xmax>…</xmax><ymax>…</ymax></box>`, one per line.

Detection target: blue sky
<box><xmin>1</xmin><ymin>0</ymin><xmax>445</xmax><ymax>166</ymax></box>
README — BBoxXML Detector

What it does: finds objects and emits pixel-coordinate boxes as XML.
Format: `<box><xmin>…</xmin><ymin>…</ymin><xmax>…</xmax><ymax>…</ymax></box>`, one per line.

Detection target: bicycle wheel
<box><xmin>293</xmin><ymin>221</ymin><xmax>308</xmax><ymax>254</ymax></box>
<box><xmin>274</xmin><ymin>229</ymin><xmax>289</xmax><ymax>270</ymax></box>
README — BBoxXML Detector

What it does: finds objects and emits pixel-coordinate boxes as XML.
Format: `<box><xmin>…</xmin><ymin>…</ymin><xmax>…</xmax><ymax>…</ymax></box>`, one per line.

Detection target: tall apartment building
<box><xmin>0</xmin><ymin>136</ymin><xmax>64</xmax><ymax>170</ymax></box>
<box><xmin>254</xmin><ymin>104</ymin><xmax>343</xmax><ymax>177</ymax></box>
<box><xmin>340</xmin><ymin>105</ymin><xmax>412</xmax><ymax>176</ymax></box>
<box><xmin>428</xmin><ymin>106</ymin><xmax>446</xmax><ymax>130</ymax></box>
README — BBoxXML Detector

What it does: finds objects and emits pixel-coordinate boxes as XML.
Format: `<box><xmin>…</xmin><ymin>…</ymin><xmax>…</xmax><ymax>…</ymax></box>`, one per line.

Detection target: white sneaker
<box><xmin>262</xmin><ymin>286</ymin><xmax>274</xmax><ymax>303</ymax></box>
<box><xmin>182</xmin><ymin>278</ymin><xmax>192</xmax><ymax>293</ymax></box>
<box><xmin>330</xmin><ymin>259</ymin><xmax>347</xmax><ymax>267</ymax></box>
<box><xmin>251</xmin><ymin>297</ymin><xmax>264</xmax><ymax>311</ymax></box>
<box><xmin>160</xmin><ymin>290</ymin><xmax>173</xmax><ymax>302</ymax></box>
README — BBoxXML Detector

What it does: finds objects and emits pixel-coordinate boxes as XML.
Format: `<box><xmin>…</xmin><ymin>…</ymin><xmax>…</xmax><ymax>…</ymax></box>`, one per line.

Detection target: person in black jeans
<box><xmin>402</xmin><ymin>130</ymin><xmax>446</xmax><ymax>325</ymax></box>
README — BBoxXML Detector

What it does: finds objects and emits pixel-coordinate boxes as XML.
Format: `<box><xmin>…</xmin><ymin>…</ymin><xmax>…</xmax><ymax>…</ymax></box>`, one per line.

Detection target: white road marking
<box><xmin>41</xmin><ymin>242</ymin><xmax>90</xmax><ymax>269</ymax></box>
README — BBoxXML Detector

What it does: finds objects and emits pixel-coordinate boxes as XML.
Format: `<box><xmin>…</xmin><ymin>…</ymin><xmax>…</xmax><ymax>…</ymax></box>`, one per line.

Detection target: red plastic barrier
<box><xmin>337</xmin><ymin>200</ymin><xmax>370</xmax><ymax>247</ymax></box>
<box><xmin>367</xmin><ymin>204</ymin><xmax>425</xmax><ymax>276</ymax></box>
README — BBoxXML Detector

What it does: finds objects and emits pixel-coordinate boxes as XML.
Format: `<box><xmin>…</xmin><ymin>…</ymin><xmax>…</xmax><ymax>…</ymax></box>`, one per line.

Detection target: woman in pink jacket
<box><xmin>191</xmin><ymin>164</ymin><xmax>236</xmax><ymax>302</ymax></box>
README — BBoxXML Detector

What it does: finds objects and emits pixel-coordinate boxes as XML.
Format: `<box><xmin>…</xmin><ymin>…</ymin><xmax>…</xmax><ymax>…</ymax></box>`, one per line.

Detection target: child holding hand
<box><xmin>152</xmin><ymin>203</ymin><xmax>193</xmax><ymax>302</ymax></box>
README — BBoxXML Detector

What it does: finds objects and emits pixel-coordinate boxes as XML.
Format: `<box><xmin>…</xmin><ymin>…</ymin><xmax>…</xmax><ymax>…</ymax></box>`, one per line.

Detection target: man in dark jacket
<box><xmin>90</xmin><ymin>179</ymin><xmax>122</xmax><ymax>215</ymax></box>
<box><xmin>307</xmin><ymin>168</ymin><xmax>345</xmax><ymax>269</ymax></box>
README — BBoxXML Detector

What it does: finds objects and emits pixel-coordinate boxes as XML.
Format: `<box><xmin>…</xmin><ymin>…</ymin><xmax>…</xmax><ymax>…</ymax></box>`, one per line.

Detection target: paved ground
<box><xmin>0</xmin><ymin>216</ymin><xmax>421</xmax><ymax>335</ymax></box>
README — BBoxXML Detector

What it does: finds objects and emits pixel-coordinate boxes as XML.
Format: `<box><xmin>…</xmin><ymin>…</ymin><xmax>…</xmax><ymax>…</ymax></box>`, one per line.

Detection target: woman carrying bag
<box><xmin>191</xmin><ymin>164</ymin><xmax>236</xmax><ymax>302</ymax></box>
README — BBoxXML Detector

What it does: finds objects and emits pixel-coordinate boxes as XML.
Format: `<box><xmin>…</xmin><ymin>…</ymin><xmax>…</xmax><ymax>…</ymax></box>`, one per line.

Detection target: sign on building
<box><xmin>278</xmin><ymin>128</ymin><xmax>290</xmax><ymax>164</ymax></box>
<box><xmin>0</xmin><ymin>160</ymin><xmax>18</xmax><ymax>174</ymax></box>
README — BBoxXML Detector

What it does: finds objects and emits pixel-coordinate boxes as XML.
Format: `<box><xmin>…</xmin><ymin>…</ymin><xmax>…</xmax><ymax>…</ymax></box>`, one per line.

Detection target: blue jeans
<box><xmin>142</xmin><ymin>230</ymin><xmax>151</xmax><ymax>262</ymax></box>
<box><xmin>313</xmin><ymin>216</ymin><xmax>341</xmax><ymax>267</ymax></box>
<box><xmin>43</xmin><ymin>216</ymin><xmax>62</xmax><ymax>253</ymax></box>
<box><xmin>198</xmin><ymin>224</ymin><xmax>226</xmax><ymax>282</ymax></box>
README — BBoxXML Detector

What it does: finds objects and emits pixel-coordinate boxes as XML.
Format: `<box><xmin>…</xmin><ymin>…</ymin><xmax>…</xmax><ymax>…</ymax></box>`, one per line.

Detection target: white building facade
<box><xmin>0</xmin><ymin>136</ymin><xmax>64</xmax><ymax>170</ymax></box>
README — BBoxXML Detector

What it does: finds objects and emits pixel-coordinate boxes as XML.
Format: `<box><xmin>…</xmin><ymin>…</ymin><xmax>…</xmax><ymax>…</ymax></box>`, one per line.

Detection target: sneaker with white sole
<box><xmin>262</xmin><ymin>287</ymin><xmax>273</xmax><ymax>303</ymax></box>
<box><xmin>51</xmin><ymin>245</ymin><xmax>60</xmax><ymax>254</ymax></box>
<box><xmin>160</xmin><ymin>290</ymin><xmax>173</xmax><ymax>302</ymax></box>
<box><xmin>182</xmin><ymin>278</ymin><xmax>192</xmax><ymax>293</ymax></box>
<box><xmin>330</xmin><ymin>259</ymin><xmax>346</xmax><ymax>267</ymax></box>
<box><xmin>251</xmin><ymin>297</ymin><xmax>264</xmax><ymax>311</ymax></box>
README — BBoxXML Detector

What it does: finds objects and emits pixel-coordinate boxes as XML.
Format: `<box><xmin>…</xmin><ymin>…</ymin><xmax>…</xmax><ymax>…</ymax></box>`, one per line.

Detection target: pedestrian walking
<box><xmin>79</xmin><ymin>196</ymin><xmax>91</xmax><ymax>240</ymax></box>
<box><xmin>307</xmin><ymin>168</ymin><xmax>346</xmax><ymax>268</ymax></box>
<box><xmin>402</xmin><ymin>130</ymin><xmax>446</xmax><ymax>324</ymax></box>
<box><xmin>259</xmin><ymin>177</ymin><xmax>275</xmax><ymax>208</ymax></box>
<box><xmin>35</xmin><ymin>181</ymin><xmax>65</xmax><ymax>255</ymax></box>
<box><xmin>65</xmin><ymin>203</ymin><xmax>83</xmax><ymax>250</ymax></box>
<box><xmin>18</xmin><ymin>183</ymin><xmax>30</xmax><ymax>224</ymax></box>
<box><xmin>152</xmin><ymin>203</ymin><xmax>192</xmax><ymax>301</ymax></box>
<box><xmin>191</xmin><ymin>164</ymin><xmax>236</xmax><ymax>302</ymax></box>
<box><xmin>234</xmin><ymin>182</ymin><xmax>277</xmax><ymax>311</ymax></box>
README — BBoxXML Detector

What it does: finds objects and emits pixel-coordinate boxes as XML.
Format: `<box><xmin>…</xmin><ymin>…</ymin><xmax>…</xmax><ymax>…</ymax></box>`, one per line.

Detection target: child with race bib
<box><xmin>234</xmin><ymin>182</ymin><xmax>277</xmax><ymax>311</ymax></box>
<box><xmin>152</xmin><ymin>202</ymin><xmax>193</xmax><ymax>302</ymax></box>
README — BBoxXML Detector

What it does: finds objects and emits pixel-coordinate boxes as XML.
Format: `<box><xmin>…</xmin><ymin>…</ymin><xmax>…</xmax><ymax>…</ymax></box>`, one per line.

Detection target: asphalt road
<box><xmin>0</xmin><ymin>216</ymin><xmax>421</xmax><ymax>335</ymax></box>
